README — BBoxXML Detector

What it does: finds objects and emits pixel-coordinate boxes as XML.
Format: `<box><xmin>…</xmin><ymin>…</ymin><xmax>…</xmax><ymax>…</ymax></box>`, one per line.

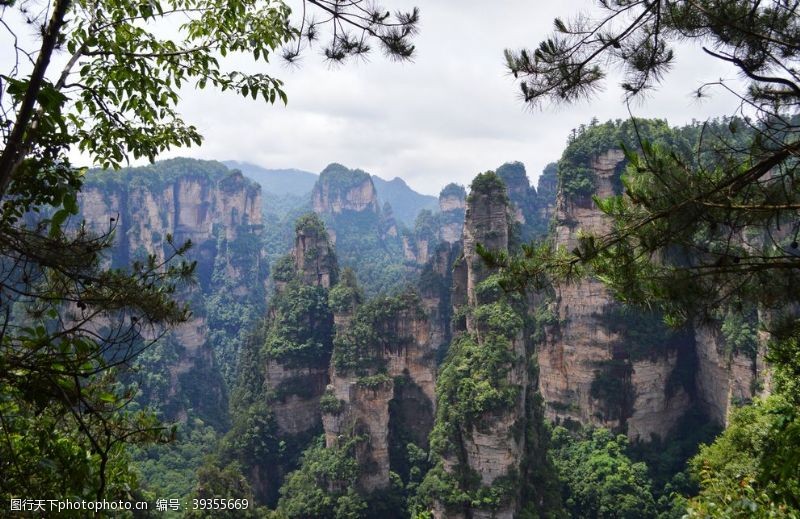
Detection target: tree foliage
<box><xmin>332</xmin><ymin>289</ymin><xmax>424</xmax><ymax>375</ymax></box>
<box><xmin>500</xmin><ymin>1</ymin><xmax>800</xmax><ymax>515</ymax></box>
<box><xmin>0</xmin><ymin>0</ymin><xmax>418</xmax><ymax>502</ymax></box>
<box><xmin>506</xmin><ymin>1</ymin><xmax>800</xmax><ymax>107</ymax></box>
<box><xmin>277</xmin><ymin>436</ymin><xmax>368</xmax><ymax>519</ymax></box>
<box><xmin>685</xmin><ymin>394</ymin><xmax>800</xmax><ymax>517</ymax></box>
<box><xmin>551</xmin><ymin>427</ymin><xmax>657</xmax><ymax>519</ymax></box>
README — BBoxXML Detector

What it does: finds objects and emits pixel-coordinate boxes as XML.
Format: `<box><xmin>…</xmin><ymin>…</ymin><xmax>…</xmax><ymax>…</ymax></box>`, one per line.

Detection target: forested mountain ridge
<box><xmin>77</xmin><ymin>158</ymin><xmax>269</xmax><ymax>497</ymax></box>
<box><xmin>49</xmin><ymin>118</ymin><xmax>786</xmax><ymax>518</ymax></box>
<box><xmin>80</xmin><ymin>158</ymin><xmax>266</xmax><ymax>415</ymax></box>
<box><xmin>222</xmin><ymin>161</ymin><xmax>318</xmax><ymax>197</ymax></box>
<box><xmin>226</xmin><ymin>160</ymin><xmax>439</xmax><ymax>226</ymax></box>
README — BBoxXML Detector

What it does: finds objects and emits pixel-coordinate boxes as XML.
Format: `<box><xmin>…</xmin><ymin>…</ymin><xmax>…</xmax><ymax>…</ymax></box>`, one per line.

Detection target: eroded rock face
<box><xmin>538</xmin><ymin>148</ymin><xmax>771</xmax><ymax>439</ymax></box>
<box><xmin>439</xmin><ymin>194</ymin><xmax>465</xmax><ymax>213</ymax></box>
<box><xmin>419</xmin><ymin>242</ymin><xmax>460</xmax><ymax>354</ymax></box>
<box><xmin>266</xmin><ymin>360</ymin><xmax>330</xmax><ymax>435</ymax></box>
<box><xmin>78</xmin><ymin>165</ymin><xmax>262</xmax><ymax>426</ymax></box>
<box><xmin>538</xmin><ymin>277</ymin><xmax>622</xmax><ymax>430</ymax></box>
<box><xmin>403</xmin><ymin>236</ymin><xmax>430</xmax><ymax>265</ymax></box>
<box><xmin>432</xmin><ymin>174</ymin><xmax>527</xmax><ymax>518</ymax></box>
<box><xmin>323</xmin><ymin>299</ymin><xmax>437</xmax><ymax>491</ymax></box>
<box><xmin>293</xmin><ymin>221</ymin><xmax>338</xmax><ymax>289</ymax></box>
<box><xmin>628</xmin><ymin>353</ymin><xmax>693</xmax><ymax>440</ymax></box>
<box><xmin>266</xmin><ymin>216</ymin><xmax>338</xmax><ymax>437</ymax></box>
<box><xmin>539</xmin><ymin>149</ymin><xmax>694</xmax><ymax>438</ymax></box>
<box><xmin>694</xmin><ymin>324</ymin><xmax>767</xmax><ymax>426</ymax></box>
<box><xmin>463</xmin><ymin>186</ymin><xmax>510</xmax><ymax>310</ymax></box>
<box><xmin>80</xmin><ymin>170</ymin><xmax>261</xmax><ymax>265</ymax></box>
<box><xmin>312</xmin><ymin>164</ymin><xmax>379</xmax><ymax>215</ymax></box>
<box><xmin>437</xmin><ymin>184</ymin><xmax>467</xmax><ymax>246</ymax></box>
<box><xmin>536</xmin><ymin>162</ymin><xmax>558</xmax><ymax>225</ymax></box>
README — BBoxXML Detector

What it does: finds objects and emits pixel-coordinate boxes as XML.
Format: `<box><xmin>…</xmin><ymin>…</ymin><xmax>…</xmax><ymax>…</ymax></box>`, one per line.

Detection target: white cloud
<box><xmin>158</xmin><ymin>0</ymin><xmax>748</xmax><ymax>196</ymax></box>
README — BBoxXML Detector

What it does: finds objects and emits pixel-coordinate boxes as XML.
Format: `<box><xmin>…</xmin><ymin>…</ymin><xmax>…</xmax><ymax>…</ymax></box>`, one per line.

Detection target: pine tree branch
<box><xmin>702</xmin><ymin>46</ymin><xmax>800</xmax><ymax>98</ymax></box>
<box><xmin>0</xmin><ymin>0</ymin><xmax>72</xmax><ymax>196</ymax></box>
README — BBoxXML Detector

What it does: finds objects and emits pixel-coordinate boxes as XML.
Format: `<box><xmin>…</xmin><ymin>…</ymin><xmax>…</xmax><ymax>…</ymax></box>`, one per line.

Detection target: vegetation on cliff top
<box><xmin>332</xmin><ymin>289</ymin><xmax>425</xmax><ymax>375</ymax></box>
<box><xmin>440</xmin><ymin>183</ymin><xmax>467</xmax><ymax>200</ymax></box>
<box><xmin>504</xmin><ymin>0</ymin><xmax>800</xmax><ymax>514</ymax></box>
<box><xmin>318</xmin><ymin>163</ymin><xmax>374</xmax><ymax>194</ymax></box>
<box><xmin>467</xmin><ymin>171</ymin><xmax>509</xmax><ymax>205</ymax></box>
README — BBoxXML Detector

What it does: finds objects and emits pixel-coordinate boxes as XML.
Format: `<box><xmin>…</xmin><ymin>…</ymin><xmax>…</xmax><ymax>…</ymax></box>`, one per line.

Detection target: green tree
<box><xmin>185</xmin><ymin>462</ymin><xmax>272</xmax><ymax>518</ymax></box>
<box><xmin>499</xmin><ymin>1</ymin><xmax>800</xmax><ymax>514</ymax></box>
<box><xmin>0</xmin><ymin>0</ymin><xmax>418</xmax><ymax>501</ymax></box>
<box><xmin>551</xmin><ymin>427</ymin><xmax>657</xmax><ymax>519</ymax></box>
<box><xmin>277</xmin><ymin>436</ymin><xmax>367</xmax><ymax>519</ymax></box>
<box><xmin>685</xmin><ymin>396</ymin><xmax>800</xmax><ymax>518</ymax></box>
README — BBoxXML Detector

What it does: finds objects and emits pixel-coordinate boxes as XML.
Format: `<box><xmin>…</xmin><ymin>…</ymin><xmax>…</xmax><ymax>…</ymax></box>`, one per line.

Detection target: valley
<box><xmin>76</xmin><ymin>118</ymin><xmax>771</xmax><ymax>518</ymax></box>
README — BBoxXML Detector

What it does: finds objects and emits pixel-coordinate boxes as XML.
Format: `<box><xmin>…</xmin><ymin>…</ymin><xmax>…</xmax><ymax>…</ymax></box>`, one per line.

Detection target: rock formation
<box><xmin>535</xmin><ymin>162</ymin><xmax>558</xmax><ymax>225</ymax></box>
<box><xmin>496</xmin><ymin>161</ymin><xmax>533</xmax><ymax>226</ymax></box>
<box><xmin>694</xmin><ymin>324</ymin><xmax>769</xmax><ymax>426</ymax></box>
<box><xmin>78</xmin><ymin>159</ymin><xmax>262</xmax><ymax>427</ymax></box>
<box><xmin>230</xmin><ymin>213</ymin><xmax>338</xmax><ymax>505</ymax></box>
<box><xmin>81</xmin><ymin>163</ymin><xmax>260</xmax><ymax>268</ymax></box>
<box><xmin>438</xmin><ymin>183</ymin><xmax>466</xmax><ymax>245</ymax></box>
<box><xmin>322</xmin><ymin>289</ymin><xmax>438</xmax><ymax>492</ymax></box>
<box><xmin>309</xmin><ymin>163</ymin><xmax>409</xmax><ymax>296</ymax></box>
<box><xmin>538</xmin><ymin>148</ymin><xmax>767</xmax><ymax>439</ymax></box>
<box><xmin>496</xmin><ymin>161</ymin><xmax>554</xmax><ymax>241</ymax></box>
<box><xmin>427</xmin><ymin>172</ymin><xmax>541</xmax><ymax>518</ymax></box>
<box><xmin>292</xmin><ymin>215</ymin><xmax>338</xmax><ymax>289</ymax></box>
<box><xmin>539</xmin><ymin>150</ymin><xmax>692</xmax><ymax>438</ymax></box>
<box><xmin>266</xmin><ymin>214</ymin><xmax>338</xmax><ymax>437</ymax></box>
<box><xmin>312</xmin><ymin>163</ymin><xmax>379</xmax><ymax>215</ymax></box>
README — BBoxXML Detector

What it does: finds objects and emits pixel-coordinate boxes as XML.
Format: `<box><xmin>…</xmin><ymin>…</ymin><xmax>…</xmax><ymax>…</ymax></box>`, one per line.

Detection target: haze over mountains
<box><xmin>224</xmin><ymin>160</ymin><xmax>439</xmax><ymax>225</ymax></box>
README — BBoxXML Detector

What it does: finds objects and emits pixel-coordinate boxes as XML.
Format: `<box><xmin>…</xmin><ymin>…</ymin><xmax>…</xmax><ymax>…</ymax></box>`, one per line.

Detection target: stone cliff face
<box><xmin>536</xmin><ymin>162</ymin><xmax>558</xmax><ymax>225</ymax></box>
<box><xmin>267</xmin><ymin>218</ymin><xmax>337</xmax><ymax>437</ymax></box>
<box><xmin>403</xmin><ymin>235</ymin><xmax>430</xmax><ymax>265</ymax></box>
<box><xmin>418</xmin><ymin>242</ymin><xmax>461</xmax><ymax>356</ymax></box>
<box><xmin>496</xmin><ymin>161</ymin><xmax>533</xmax><ymax>226</ymax></box>
<box><xmin>493</xmin><ymin>161</ymin><xmax>556</xmax><ymax>242</ymax></box>
<box><xmin>292</xmin><ymin>219</ymin><xmax>338</xmax><ymax>289</ymax></box>
<box><xmin>694</xmin><ymin>324</ymin><xmax>768</xmax><ymax>426</ymax></box>
<box><xmin>81</xmin><ymin>168</ymin><xmax>260</xmax><ymax>266</ymax></box>
<box><xmin>538</xmin><ymin>149</ymin><xmax>768</xmax><ymax>439</ymax></box>
<box><xmin>540</xmin><ymin>150</ymin><xmax>693</xmax><ymax>438</ymax></box>
<box><xmin>402</xmin><ymin>185</ymin><xmax>465</xmax><ymax>266</ymax></box>
<box><xmin>79</xmin><ymin>160</ymin><xmax>262</xmax><ymax>426</ymax></box>
<box><xmin>312</xmin><ymin>163</ymin><xmax>379</xmax><ymax>215</ymax></box>
<box><xmin>438</xmin><ymin>184</ymin><xmax>466</xmax><ymax>245</ymax></box>
<box><xmin>431</xmin><ymin>174</ymin><xmax>531</xmax><ymax>519</ymax></box>
<box><xmin>462</xmin><ymin>186</ymin><xmax>510</xmax><ymax>309</ymax></box>
<box><xmin>322</xmin><ymin>293</ymin><xmax>437</xmax><ymax>492</ymax></box>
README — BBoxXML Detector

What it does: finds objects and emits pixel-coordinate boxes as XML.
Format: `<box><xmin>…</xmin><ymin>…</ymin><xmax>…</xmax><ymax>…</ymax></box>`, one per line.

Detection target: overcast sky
<box><xmin>163</xmin><ymin>0</ymin><xmax>746</xmax><ymax>196</ymax></box>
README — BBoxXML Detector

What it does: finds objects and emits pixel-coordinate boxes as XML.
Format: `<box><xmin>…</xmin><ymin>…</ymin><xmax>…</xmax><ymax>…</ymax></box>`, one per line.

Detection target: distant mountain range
<box><xmin>370</xmin><ymin>175</ymin><xmax>438</xmax><ymax>225</ymax></box>
<box><xmin>223</xmin><ymin>161</ymin><xmax>317</xmax><ymax>196</ymax></box>
<box><xmin>223</xmin><ymin>160</ymin><xmax>438</xmax><ymax>226</ymax></box>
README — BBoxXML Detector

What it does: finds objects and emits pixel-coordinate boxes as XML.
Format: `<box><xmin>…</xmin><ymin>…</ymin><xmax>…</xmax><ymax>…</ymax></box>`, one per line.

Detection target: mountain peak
<box><xmin>313</xmin><ymin>164</ymin><xmax>378</xmax><ymax>214</ymax></box>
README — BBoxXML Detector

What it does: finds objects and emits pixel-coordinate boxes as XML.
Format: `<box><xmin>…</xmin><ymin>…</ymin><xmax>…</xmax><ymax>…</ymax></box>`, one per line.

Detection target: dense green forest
<box><xmin>2</xmin><ymin>0</ymin><xmax>799</xmax><ymax>518</ymax></box>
